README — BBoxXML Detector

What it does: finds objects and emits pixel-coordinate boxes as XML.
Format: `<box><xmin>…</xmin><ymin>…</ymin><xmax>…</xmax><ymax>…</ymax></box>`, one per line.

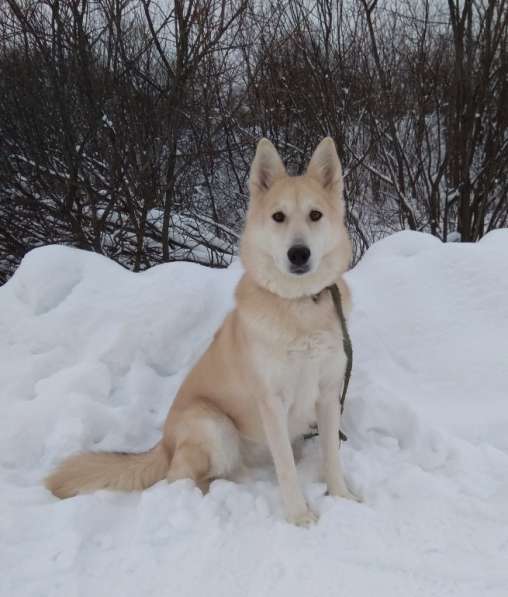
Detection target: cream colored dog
<box><xmin>46</xmin><ymin>137</ymin><xmax>356</xmax><ymax>526</ymax></box>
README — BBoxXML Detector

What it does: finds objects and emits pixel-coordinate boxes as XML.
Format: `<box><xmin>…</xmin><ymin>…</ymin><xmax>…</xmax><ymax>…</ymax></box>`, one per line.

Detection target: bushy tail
<box><xmin>45</xmin><ymin>442</ymin><xmax>170</xmax><ymax>499</ymax></box>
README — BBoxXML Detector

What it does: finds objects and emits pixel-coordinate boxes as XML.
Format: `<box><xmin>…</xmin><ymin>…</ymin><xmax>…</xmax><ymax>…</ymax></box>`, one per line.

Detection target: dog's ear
<box><xmin>249</xmin><ymin>139</ymin><xmax>287</xmax><ymax>195</ymax></box>
<box><xmin>306</xmin><ymin>137</ymin><xmax>343</xmax><ymax>197</ymax></box>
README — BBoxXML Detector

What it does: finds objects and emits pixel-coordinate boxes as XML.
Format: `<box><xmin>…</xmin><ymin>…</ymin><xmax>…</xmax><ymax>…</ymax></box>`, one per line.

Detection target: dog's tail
<box><xmin>45</xmin><ymin>442</ymin><xmax>170</xmax><ymax>499</ymax></box>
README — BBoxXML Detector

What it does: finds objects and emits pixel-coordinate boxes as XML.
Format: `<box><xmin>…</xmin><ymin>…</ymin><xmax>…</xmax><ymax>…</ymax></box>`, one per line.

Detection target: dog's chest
<box><xmin>282</xmin><ymin>328</ymin><xmax>342</xmax><ymax>437</ymax></box>
<box><xmin>248</xmin><ymin>295</ymin><xmax>345</xmax><ymax>437</ymax></box>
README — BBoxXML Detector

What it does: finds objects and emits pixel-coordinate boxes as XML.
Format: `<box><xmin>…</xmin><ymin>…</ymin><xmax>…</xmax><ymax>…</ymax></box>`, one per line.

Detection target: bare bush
<box><xmin>1</xmin><ymin>0</ymin><xmax>506</xmax><ymax>283</ymax></box>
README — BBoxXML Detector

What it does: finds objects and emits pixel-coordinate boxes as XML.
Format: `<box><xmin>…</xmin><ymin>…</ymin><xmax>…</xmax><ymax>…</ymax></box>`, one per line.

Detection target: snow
<box><xmin>1</xmin><ymin>230</ymin><xmax>508</xmax><ymax>597</ymax></box>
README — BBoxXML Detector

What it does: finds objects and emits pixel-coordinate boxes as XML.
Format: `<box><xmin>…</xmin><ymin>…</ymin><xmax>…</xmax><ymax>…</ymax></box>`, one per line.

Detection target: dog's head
<box><xmin>240</xmin><ymin>138</ymin><xmax>352</xmax><ymax>298</ymax></box>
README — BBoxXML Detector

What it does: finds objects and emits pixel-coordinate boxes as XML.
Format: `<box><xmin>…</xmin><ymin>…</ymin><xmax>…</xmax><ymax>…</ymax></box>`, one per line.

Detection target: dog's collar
<box><xmin>311</xmin><ymin>287</ymin><xmax>328</xmax><ymax>303</ymax></box>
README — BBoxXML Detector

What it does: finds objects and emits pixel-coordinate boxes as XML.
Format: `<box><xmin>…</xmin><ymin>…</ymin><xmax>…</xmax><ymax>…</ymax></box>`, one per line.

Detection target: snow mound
<box><xmin>1</xmin><ymin>232</ymin><xmax>508</xmax><ymax>597</ymax></box>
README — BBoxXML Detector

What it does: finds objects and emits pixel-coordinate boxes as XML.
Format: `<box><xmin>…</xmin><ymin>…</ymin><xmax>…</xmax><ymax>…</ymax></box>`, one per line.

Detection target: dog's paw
<box><xmin>328</xmin><ymin>484</ymin><xmax>362</xmax><ymax>502</ymax></box>
<box><xmin>287</xmin><ymin>508</ymin><xmax>319</xmax><ymax>527</ymax></box>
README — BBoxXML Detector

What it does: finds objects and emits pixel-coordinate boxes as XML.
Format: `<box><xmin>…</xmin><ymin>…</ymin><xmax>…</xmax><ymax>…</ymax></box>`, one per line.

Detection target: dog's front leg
<box><xmin>258</xmin><ymin>396</ymin><xmax>317</xmax><ymax>526</ymax></box>
<box><xmin>317</xmin><ymin>386</ymin><xmax>357</xmax><ymax>500</ymax></box>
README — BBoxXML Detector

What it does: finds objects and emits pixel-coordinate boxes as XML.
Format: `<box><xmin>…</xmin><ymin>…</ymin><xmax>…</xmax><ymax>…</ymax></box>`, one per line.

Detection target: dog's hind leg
<box><xmin>166</xmin><ymin>442</ymin><xmax>211</xmax><ymax>492</ymax></box>
<box><xmin>165</xmin><ymin>399</ymin><xmax>241</xmax><ymax>493</ymax></box>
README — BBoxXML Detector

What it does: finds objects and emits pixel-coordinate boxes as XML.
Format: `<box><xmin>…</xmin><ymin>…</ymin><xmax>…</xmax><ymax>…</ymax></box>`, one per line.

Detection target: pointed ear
<box><xmin>306</xmin><ymin>137</ymin><xmax>343</xmax><ymax>196</ymax></box>
<box><xmin>249</xmin><ymin>138</ymin><xmax>287</xmax><ymax>195</ymax></box>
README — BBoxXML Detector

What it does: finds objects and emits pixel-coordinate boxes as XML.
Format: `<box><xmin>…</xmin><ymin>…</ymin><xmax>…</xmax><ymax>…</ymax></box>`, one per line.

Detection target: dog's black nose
<box><xmin>287</xmin><ymin>245</ymin><xmax>311</xmax><ymax>266</ymax></box>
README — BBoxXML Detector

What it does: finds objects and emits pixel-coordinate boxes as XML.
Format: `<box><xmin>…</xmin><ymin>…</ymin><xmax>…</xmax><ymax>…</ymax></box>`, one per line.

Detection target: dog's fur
<box><xmin>45</xmin><ymin>137</ymin><xmax>356</xmax><ymax>526</ymax></box>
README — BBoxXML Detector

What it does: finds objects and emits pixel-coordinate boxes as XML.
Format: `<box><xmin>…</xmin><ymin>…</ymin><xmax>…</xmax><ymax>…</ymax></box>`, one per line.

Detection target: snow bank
<box><xmin>1</xmin><ymin>231</ymin><xmax>508</xmax><ymax>597</ymax></box>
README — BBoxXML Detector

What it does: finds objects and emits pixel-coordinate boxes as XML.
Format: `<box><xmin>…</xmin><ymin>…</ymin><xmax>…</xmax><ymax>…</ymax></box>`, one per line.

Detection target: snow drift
<box><xmin>1</xmin><ymin>230</ymin><xmax>508</xmax><ymax>597</ymax></box>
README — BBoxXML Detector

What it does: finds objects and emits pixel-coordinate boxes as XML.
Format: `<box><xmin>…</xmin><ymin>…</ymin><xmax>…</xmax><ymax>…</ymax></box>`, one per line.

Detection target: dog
<box><xmin>45</xmin><ymin>137</ymin><xmax>356</xmax><ymax>526</ymax></box>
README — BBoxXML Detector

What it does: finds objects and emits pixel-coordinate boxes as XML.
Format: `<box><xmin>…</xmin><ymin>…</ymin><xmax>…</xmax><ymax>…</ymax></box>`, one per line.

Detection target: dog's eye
<box><xmin>272</xmin><ymin>211</ymin><xmax>285</xmax><ymax>223</ymax></box>
<box><xmin>309</xmin><ymin>210</ymin><xmax>322</xmax><ymax>222</ymax></box>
